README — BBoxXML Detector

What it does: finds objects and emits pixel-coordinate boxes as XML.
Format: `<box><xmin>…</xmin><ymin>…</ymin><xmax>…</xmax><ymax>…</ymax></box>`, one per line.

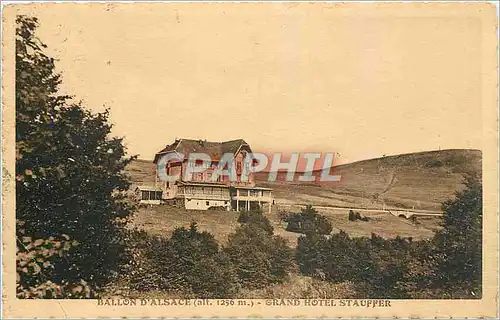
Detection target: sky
<box><xmin>28</xmin><ymin>3</ymin><xmax>482</xmax><ymax>164</ymax></box>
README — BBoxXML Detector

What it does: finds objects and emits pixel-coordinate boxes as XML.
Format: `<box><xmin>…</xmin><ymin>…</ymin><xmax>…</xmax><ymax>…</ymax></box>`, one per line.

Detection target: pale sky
<box><xmin>30</xmin><ymin>4</ymin><xmax>482</xmax><ymax>164</ymax></box>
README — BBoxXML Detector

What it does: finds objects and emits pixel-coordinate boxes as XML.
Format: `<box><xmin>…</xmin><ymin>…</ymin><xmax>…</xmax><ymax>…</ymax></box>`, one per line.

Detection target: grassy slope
<box><xmin>258</xmin><ymin>149</ymin><xmax>482</xmax><ymax>211</ymax></box>
<box><xmin>124</xmin><ymin>149</ymin><xmax>481</xmax><ymax>242</ymax></box>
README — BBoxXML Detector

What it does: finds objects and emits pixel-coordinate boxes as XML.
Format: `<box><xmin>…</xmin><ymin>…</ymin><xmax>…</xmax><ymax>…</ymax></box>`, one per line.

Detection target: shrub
<box><xmin>148</xmin><ymin>222</ymin><xmax>238</xmax><ymax>298</ymax></box>
<box><xmin>226</xmin><ymin>210</ymin><xmax>294</xmax><ymax>289</ymax></box>
<box><xmin>208</xmin><ymin>206</ymin><xmax>226</xmax><ymax>211</ymax></box>
<box><xmin>277</xmin><ymin>210</ymin><xmax>290</xmax><ymax>222</ymax></box>
<box><xmin>295</xmin><ymin>176</ymin><xmax>483</xmax><ymax>299</ymax></box>
<box><xmin>296</xmin><ymin>231</ymin><xmax>329</xmax><ymax>277</ymax></box>
<box><xmin>285</xmin><ymin>205</ymin><xmax>333</xmax><ymax>235</ymax></box>
<box><xmin>237</xmin><ymin>209</ymin><xmax>274</xmax><ymax>235</ymax></box>
<box><xmin>225</xmin><ymin>224</ymin><xmax>294</xmax><ymax>289</ymax></box>
<box><xmin>348</xmin><ymin>210</ymin><xmax>370</xmax><ymax>222</ymax></box>
<box><xmin>121</xmin><ymin>229</ymin><xmax>161</xmax><ymax>293</ymax></box>
<box><xmin>296</xmin><ymin>230</ymin><xmax>413</xmax><ymax>298</ymax></box>
<box><xmin>426</xmin><ymin>160</ymin><xmax>443</xmax><ymax>168</ymax></box>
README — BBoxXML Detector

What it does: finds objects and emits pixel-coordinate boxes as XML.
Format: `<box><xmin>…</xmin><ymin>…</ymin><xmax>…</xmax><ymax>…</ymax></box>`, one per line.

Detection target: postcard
<box><xmin>2</xmin><ymin>2</ymin><xmax>498</xmax><ymax>318</ymax></box>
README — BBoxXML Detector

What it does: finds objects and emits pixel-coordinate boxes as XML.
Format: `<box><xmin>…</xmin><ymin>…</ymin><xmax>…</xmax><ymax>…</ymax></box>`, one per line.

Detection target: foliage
<box><xmin>16</xmin><ymin>219</ymin><xmax>93</xmax><ymax>298</ymax></box>
<box><xmin>277</xmin><ymin>210</ymin><xmax>290</xmax><ymax>222</ymax></box>
<box><xmin>118</xmin><ymin>228</ymin><xmax>159</xmax><ymax>293</ymax></box>
<box><xmin>397</xmin><ymin>174</ymin><xmax>482</xmax><ymax>298</ymax></box>
<box><xmin>295</xmin><ymin>177</ymin><xmax>483</xmax><ymax>299</ymax></box>
<box><xmin>16</xmin><ymin>15</ymin><xmax>135</xmax><ymax>297</ymax></box>
<box><xmin>237</xmin><ymin>209</ymin><xmax>274</xmax><ymax>235</ymax></box>
<box><xmin>296</xmin><ymin>230</ymin><xmax>414</xmax><ymax>298</ymax></box>
<box><xmin>431</xmin><ymin>174</ymin><xmax>482</xmax><ymax>297</ymax></box>
<box><xmin>348</xmin><ymin>210</ymin><xmax>369</xmax><ymax>222</ymax></box>
<box><xmin>226</xmin><ymin>210</ymin><xmax>294</xmax><ymax>289</ymax></box>
<box><xmin>285</xmin><ymin>205</ymin><xmax>333</xmax><ymax>235</ymax></box>
<box><xmin>128</xmin><ymin>223</ymin><xmax>238</xmax><ymax>298</ymax></box>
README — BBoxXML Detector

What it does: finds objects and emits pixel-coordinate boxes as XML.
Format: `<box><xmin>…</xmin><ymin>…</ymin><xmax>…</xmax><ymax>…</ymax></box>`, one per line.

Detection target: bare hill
<box><xmin>257</xmin><ymin>149</ymin><xmax>481</xmax><ymax>211</ymax></box>
<box><xmin>125</xmin><ymin>159</ymin><xmax>156</xmax><ymax>186</ymax></box>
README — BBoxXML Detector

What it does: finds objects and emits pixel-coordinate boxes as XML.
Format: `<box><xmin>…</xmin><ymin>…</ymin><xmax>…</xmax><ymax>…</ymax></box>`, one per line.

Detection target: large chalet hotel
<box><xmin>136</xmin><ymin>138</ymin><xmax>273</xmax><ymax>212</ymax></box>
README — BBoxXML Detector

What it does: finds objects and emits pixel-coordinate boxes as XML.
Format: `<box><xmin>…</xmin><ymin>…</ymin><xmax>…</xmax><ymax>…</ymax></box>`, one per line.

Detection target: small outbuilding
<box><xmin>135</xmin><ymin>186</ymin><xmax>163</xmax><ymax>205</ymax></box>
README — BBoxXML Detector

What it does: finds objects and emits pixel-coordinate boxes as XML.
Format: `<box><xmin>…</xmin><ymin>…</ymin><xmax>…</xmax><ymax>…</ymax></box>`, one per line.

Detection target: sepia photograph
<box><xmin>2</xmin><ymin>2</ymin><xmax>498</xmax><ymax>319</ymax></box>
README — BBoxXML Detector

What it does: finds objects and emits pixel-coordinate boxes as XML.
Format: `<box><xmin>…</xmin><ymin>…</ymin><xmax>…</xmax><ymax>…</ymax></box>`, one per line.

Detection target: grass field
<box><xmin>131</xmin><ymin>203</ymin><xmax>441</xmax><ymax>244</ymax></box>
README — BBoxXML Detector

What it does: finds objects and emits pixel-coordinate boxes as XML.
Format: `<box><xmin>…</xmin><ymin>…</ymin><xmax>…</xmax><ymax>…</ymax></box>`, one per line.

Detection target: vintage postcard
<box><xmin>2</xmin><ymin>2</ymin><xmax>499</xmax><ymax>319</ymax></box>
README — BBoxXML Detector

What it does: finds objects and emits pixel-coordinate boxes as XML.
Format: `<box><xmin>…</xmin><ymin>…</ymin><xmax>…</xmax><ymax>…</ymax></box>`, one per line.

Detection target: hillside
<box><xmin>122</xmin><ymin>149</ymin><xmax>481</xmax><ymax>244</ymax></box>
<box><xmin>256</xmin><ymin>149</ymin><xmax>481</xmax><ymax>211</ymax></box>
<box><xmin>125</xmin><ymin>159</ymin><xmax>156</xmax><ymax>186</ymax></box>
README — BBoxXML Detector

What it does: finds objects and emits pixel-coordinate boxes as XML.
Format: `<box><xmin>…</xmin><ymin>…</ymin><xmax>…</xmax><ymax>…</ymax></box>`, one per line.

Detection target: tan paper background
<box><xmin>2</xmin><ymin>2</ymin><xmax>498</xmax><ymax>318</ymax></box>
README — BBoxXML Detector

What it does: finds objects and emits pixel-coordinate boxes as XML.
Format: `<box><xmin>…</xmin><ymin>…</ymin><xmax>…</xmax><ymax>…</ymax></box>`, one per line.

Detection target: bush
<box><xmin>348</xmin><ymin>210</ymin><xmax>369</xmax><ymax>222</ymax></box>
<box><xmin>126</xmin><ymin>211</ymin><xmax>295</xmax><ymax>297</ymax></box>
<box><xmin>147</xmin><ymin>222</ymin><xmax>238</xmax><ymax>298</ymax></box>
<box><xmin>237</xmin><ymin>209</ymin><xmax>274</xmax><ymax>235</ymax></box>
<box><xmin>397</xmin><ymin>175</ymin><xmax>483</xmax><ymax>299</ymax></box>
<box><xmin>125</xmin><ymin>223</ymin><xmax>238</xmax><ymax>298</ymax></box>
<box><xmin>120</xmin><ymin>229</ymin><xmax>161</xmax><ymax>293</ymax></box>
<box><xmin>208</xmin><ymin>206</ymin><xmax>226</xmax><ymax>211</ymax></box>
<box><xmin>296</xmin><ymin>230</ymin><xmax>415</xmax><ymax>298</ymax></box>
<box><xmin>285</xmin><ymin>205</ymin><xmax>333</xmax><ymax>235</ymax></box>
<box><xmin>296</xmin><ymin>176</ymin><xmax>483</xmax><ymax>299</ymax></box>
<box><xmin>426</xmin><ymin>160</ymin><xmax>443</xmax><ymax>168</ymax></box>
<box><xmin>277</xmin><ymin>210</ymin><xmax>290</xmax><ymax>222</ymax></box>
<box><xmin>225</xmin><ymin>224</ymin><xmax>294</xmax><ymax>289</ymax></box>
<box><xmin>226</xmin><ymin>210</ymin><xmax>294</xmax><ymax>289</ymax></box>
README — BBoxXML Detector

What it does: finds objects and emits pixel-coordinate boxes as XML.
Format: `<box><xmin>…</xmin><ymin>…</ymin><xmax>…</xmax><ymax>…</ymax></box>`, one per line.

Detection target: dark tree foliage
<box><xmin>296</xmin><ymin>231</ymin><xmax>414</xmax><ymax>298</ymax></box>
<box><xmin>432</xmin><ymin>174</ymin><xmax>482</xmax><ymax>298</ymax></box>
<box><xmin>226</xmin><ymin>210</ymin><xmax>294</xmax><ymax>288</ymax></box>
<box><xmin>131</xmin><ymin>223</ymin><xmax>238</xmax><ymax>298</ymax></box>
<box><xmin>285</xmin><ymin>205</ymin><xmax>333</xmax><ymax>235</ymax></box>
<box><xmin>16</xmin><ymin>16</ymin><xmax>135</xmax><ymax>297</ymax></box>
<box><xmin>237</xmin><ymin>209</ymin><xmax>274</xmax><ymax>235</ymax></box>
<box><xmin>348</xmin><ymin>210</ymin><xmax>369</xmax><ymax>222</ymax></box>
<box><xmin>295</xmin><ymin>177</ymin><xmax>483</xmax><ymax>299</ymax></box>
<box><xmin>296</xmin><ymin>230</ymin><xmax>330</xmax><ymax>278</ymax></box>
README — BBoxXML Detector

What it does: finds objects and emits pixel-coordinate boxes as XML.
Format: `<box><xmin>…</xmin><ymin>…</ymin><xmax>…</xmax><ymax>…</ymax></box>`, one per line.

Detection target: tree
<box><xmin>130</xmin><ymin>223</ymin><xmax>238</xmax><ymax>298</ymax></box>
<box><xmin>432</xmin><ymin>174</ymin><xmax>482</xmax><ymax>298</ymax></box>
<box><xmin>237</xmin><ymin>209</ymin><xmax>274</xmax><ymax>235</ymax></box>
<box><xmin>294</xmin><ymin>176</ymin><xmax>483</xmax><ymax>299</ymax></box>
<box><xmin>226</xmin><ymin>210</ymin><xmax>294</xmax><ymax>288</ymax></box>
<box><xmin>285</xmin><ymin>205</ymin><xmax>333</xmax><ymax>235</ymax></box>
<box><xmin>16</xmin><ymin>16</ymin><xmax>135</xmax><ymax>297</ymax></box>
